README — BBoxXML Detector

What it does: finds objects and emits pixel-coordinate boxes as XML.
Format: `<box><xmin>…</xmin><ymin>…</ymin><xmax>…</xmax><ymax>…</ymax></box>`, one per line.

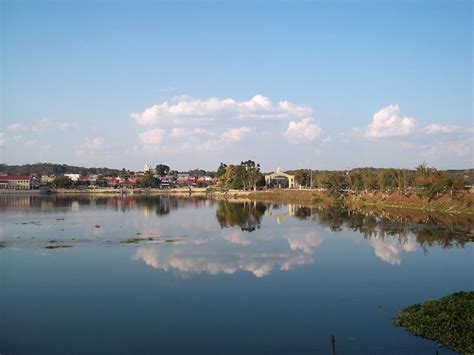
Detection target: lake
<box><xmin>1</xmin><ymin>194</ymin><xmax>472</xmax><ymax>354</ymax></box>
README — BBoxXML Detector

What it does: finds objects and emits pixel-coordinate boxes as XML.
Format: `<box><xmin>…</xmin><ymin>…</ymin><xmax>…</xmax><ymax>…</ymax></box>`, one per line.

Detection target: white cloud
<box><xmin>132</xmin><ymin>94</ymin><xmax>313</xmax><ymax>126</ymax></box>
<box><xmin>76</xmin><ymin>137</ymin><xmax>105</xmax><ymax>155</ymax></box>
<box><xmin>32</xmin><ymin>118</ymin><xmax>52</xmax><ymax>131</ymax></box>
<box><xmin>222</xmin><ymin>126</ymin><xmax>252</xmax><ymax>142</ymax></box>
<box><xmin>322</xmin><ymin>135</ymin><xmax>333</xmax><ymax>144</ymax></box>
<box><xmin>171</xmin><ymin>127</ymin><xmax>208</xmax><ymax>137</ymax></box>
<box><xmin>59</xmin><ymin>121</ymin><xmax>79</xmax><ymax>130</ymax></box>
<box><xmin>0</xmin><ymin>132</ymin><xmax>5</xmax><ymax>147</ymax></box>
<box><xmin>139</xmin><ymin>128</ymin><xmax>165</xmax><ymax>145</ymax></box>
<box><xmin>367</xmin><ymin>104</ymin><xmax>416</xmax><ymax>138</ymax></box>
<box><xmin>448</xmin><ymin>138</ymin><xmax>474</xmax><ymax>157</ymax></box>
<box><xmin>7</xmin><ymin>123</ymin><xmax>28</xmax><ymax>132</ymax></box>
<box><xmin>284</xmin><ymin>118</ymin><xmax>322</xmax><ymax>142</ymax></box>
<box><xmin>423</xmin><ymin>124</ymin><xmax>458</xmax><ymax>135</ymax></box>
<box><xmin>8</xmin><ymin>119</ymin><xmax>77</xmax><ymax>133</ymax></box>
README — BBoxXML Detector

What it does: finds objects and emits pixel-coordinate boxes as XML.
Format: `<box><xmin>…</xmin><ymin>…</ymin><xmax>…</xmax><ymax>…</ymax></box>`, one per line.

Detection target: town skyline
<box><xmin>1</xmin><ymin>1</ymin><xmax>472</xmax><ymax>171</ymax></box>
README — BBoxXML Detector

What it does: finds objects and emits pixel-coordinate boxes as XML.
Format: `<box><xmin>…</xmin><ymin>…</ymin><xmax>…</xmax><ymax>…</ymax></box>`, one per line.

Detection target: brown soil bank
<box><xmin>247</xmin><ymin>189</ymin><xmax>474</xmax><ymax>215</ymax></box>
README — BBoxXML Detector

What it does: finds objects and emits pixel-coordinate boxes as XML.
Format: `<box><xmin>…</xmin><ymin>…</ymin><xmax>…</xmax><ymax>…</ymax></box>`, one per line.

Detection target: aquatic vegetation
<box><xmin>17</xmin><ymin>221</ymin><xmax>41</xmax><ymax>225</ymax></box>
<box><xmin>44</xmin><ymin>245</ymin><xmax>72</xmax><ymax>249</ymax></box>
<box><xmin>93</xmin><ymin>225</ymin><xmax>101</xmax><ymax>228</ymax></box>
<box><xmin>121</xmin><ymin>237</ymin><xmax>156</xmax><ymax>244</ymax></box>
<box><xmin>56</xmin><ymin>218</ymin><xmax>65</xmax><ymax>221</ymax></box>
<box><xmin>394</xmin><ymin>291</ymin><xmax>474</xmax><ymax>353</ymax></box>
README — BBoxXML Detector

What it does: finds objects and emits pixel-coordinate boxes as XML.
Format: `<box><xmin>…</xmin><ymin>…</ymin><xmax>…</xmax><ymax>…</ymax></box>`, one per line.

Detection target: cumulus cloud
<box><xmin>132</xmin><ymin>94</ymin><xmax>313</xmax><ymax>126</ymax></box>
<box><xmin>139</xmin><ymin>128</ymin><xmax>165</xmax><ymax>145</ymax></box>
<box><xmin>284</xmin><ymin>118</ymin><xmax>322</xmax><ymax>142</ymax></box>
<box><xmin>222</xmin><ymin>126</ymin><xmax>252</xmax><ymax>142</ymax></box>
<box><xmin>76</xmin><ymin>137</ymin><xmax>105</xmax><ymax>155</ymax></box>
<box><xmin>367</xmin><ymin>104</ymin><xmax>416</xmax><ymax>138</ymax></box>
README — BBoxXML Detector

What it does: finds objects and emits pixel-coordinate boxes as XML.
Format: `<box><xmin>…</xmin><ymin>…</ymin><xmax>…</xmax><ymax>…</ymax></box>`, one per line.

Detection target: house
<box><xmin>0</xmin><ymin>175</ymin><xmax>32</xmax><ymax>190</ymax></box>
<box><xmin>64</xmin><ymin>173</ymin><xmax>81</xmax><ymax>182</ymax></box>
<box><xmin>106</xmin><ymin>176</ymin><xmax>119</xmax><ymax>187</ymax></box>
<box><xmin>41</xmin><ymin>174</ymin><xmax>56</xmax><ymax>183</ymax></box>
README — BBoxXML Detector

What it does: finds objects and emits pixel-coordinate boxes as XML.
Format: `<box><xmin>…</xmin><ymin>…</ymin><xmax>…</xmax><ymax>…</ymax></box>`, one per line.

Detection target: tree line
<box><xmin>216</xmin><ymin>160</ymin><xmax>263</xmax><ymax>191</ymax></box>
<box><xmin>289</xmin><ymin>165</ymin><xmax>472</xmax><ymax>199</ymax></box>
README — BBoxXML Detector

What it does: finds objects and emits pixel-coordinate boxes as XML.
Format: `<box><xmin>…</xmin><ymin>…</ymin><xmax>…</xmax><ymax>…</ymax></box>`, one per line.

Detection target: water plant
<box><xmin>394</xmin><ymin>291</ymin><xmax>474</xmax><ymax>353</ymax></box>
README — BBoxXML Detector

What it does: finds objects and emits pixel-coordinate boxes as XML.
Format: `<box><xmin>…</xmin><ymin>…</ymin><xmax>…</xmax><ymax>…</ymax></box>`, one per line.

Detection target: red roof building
<box><xmin>0</xmin><ymin>175</ymin><xmax>32</xmax><ymax>190</ymax></box>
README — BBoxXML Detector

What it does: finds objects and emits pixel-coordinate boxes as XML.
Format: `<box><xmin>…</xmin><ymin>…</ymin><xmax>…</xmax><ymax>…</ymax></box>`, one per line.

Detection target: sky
<box><xmin>1</xmin><ymin>0</ymin><xmax>472</xmax><ymax>172</ymax></box>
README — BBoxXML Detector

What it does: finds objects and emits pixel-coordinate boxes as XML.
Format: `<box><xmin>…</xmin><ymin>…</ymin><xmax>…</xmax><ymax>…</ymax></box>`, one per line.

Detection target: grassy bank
<box><xmin>245</xmin><ymin>189</ymin><xmax>474</xmax><ymax>214</ymax></box>
<box><xmin>394</xmin><ymin>291</ymin><xmax>474</xmax><ymax>353</ymax></box>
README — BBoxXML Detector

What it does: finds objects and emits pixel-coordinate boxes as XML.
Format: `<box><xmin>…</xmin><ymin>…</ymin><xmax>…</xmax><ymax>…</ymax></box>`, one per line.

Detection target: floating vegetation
<box><xmin>121</xmin><ymin>237</ymin><xmax>156</xmax><ymax>244</ymax></box>
<box><xmin>17</xmin><ymin>221</ymin><xmax>41</xmax><ymax>226</ymax></box>
<box><xmin>0</xmin><ymin>241</ymin><xmax>6</xmax><ymax>248</ymax></box>
<box><xmin>44</xmin><ymin>245</ymin><xmax>72</xmax><ymax>249</ymax></box>
<box><xmin>93</xmin><ymin>225</ymin><xmax>101</xmax><ymax>228</ymax></box>
<box><xmin>49</xmin><ymin>240</ymin><xmax>58</xmax><ymax>243</ymax></box>
<box><xmin>165</xmin><ymin>239</ymin><xmax>180</xmax><ymax>243</ymax></box>
<box><xmin>56</xmin><ymin>218</ymin><xmax>65</xmax><ymax>221</ymax></box>
<box><xmin>394</xmin><ymin>291</ymin><xmax>474</xmax><ymax>353</ymax></box>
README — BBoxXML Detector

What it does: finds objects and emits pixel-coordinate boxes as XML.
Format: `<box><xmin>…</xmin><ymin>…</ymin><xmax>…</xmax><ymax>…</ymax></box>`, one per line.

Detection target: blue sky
<box><xmin>1</xmin><ymin>0</ymin><xmax>472</xmax><ymax>171</ymax></box>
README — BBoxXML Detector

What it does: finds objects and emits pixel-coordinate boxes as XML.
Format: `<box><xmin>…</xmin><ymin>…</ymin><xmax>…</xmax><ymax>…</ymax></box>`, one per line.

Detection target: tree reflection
<box><xmin>215</xmin><ymin>201</ymin><xmax>267</xmax><ymax>232</ymax></box>
<box><xmin>312</xmin><ymin>206</ymin><xmax>473</xmax><ymax>249</ymax></box>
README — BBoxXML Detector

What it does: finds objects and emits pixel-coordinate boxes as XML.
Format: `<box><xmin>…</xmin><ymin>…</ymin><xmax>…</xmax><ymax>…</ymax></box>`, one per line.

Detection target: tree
<box><xmin>414</xmin><ymin>164</ymin><xmax>448</xmax><ymax>200</ymax></box>
<box><xmin>321</xmin><ymin>171</ymin><xmax>348</xmax><ymax>197</ymax></box>
<box><xmin>294</xmin><ymin>169</ymin><xmax>310</xmax><ymax>188</ymax></box>
<box><xmin>241</xmin><ymin>160</ymin><xmax>261</xmax><ymax>191</ymax></box>
<box><xmin>347</xmin><ymin>170</ymin><xmax>364</xmax><ymax>192</ymax></box>
<box><xmin>155</xmin><ymin>164</ymin><xmax>170</xmax><ymax>176</ymax></box>
<box><xmin>95</xmin><ymin>175</ymin><xmax>106</xmax><ymax>187</ymax></box>
<box><xmin>139</xmin><ymin>172</ymin><xmax>160</xmax><ymax>188</ymax></box>
<box><xmin>53</xmin><ymin>175</ymin><xmax>73</xmax><ymax>188</ymax></box>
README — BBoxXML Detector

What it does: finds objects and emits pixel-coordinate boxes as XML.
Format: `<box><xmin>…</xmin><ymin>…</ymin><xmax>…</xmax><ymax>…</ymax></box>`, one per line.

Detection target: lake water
<box><xmin>1</xmin><ymin>194</ymin><xmax>472</xmax><ymax>354</ymax></box>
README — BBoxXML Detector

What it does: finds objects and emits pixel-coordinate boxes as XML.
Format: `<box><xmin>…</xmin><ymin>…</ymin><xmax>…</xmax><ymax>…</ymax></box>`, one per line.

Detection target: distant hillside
<box><xmin>0</xmin><ymin>163</ymin><xmax>125</xmax><ymax>177</ymax></box>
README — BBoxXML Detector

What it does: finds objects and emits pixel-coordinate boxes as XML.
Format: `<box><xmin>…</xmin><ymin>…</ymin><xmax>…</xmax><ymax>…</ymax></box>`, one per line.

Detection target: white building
<box><xmin>144</xmin><ymin>164</ymin><xmax>153</xmax><ymax>173</ymax></box>
<box><xmin>64</xmin><ymin>173</ymin><xmax>81</xmax><ymax>182</ymax></box>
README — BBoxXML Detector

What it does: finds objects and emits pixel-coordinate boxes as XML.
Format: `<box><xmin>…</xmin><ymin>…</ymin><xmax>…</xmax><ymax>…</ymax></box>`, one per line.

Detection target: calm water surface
<box><xmin>1</xmin><ymin>195</ymin><xmax>473</xmax><ymax>354</ymax></box>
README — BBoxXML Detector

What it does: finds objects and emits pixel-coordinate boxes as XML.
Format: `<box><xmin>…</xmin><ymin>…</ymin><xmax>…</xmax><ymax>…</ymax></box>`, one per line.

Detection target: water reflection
<box><xmin>1</xmin><ymin>194</ymin><xmax>472</xmax><ymax>272</ymax></box>
<box><xmin>133</xmin><ymin>245</ymin><xmax>314</xmax><ymax>278</ymax></box>
<box><xmin>216</xmin><ymin>201</ymin><xmax>266</xmax><ymax>232</ymax></box>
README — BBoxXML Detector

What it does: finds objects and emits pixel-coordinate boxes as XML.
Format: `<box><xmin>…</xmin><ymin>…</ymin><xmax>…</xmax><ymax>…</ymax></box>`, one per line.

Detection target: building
<box><xmin>144</xmin><ymin>164</ymin><xmax>154</xmax><ymax>173</ymax></box>
<box><xmin>0</xmin><ymin>175</ymin><xmax>32</xmax><ymax>190</ymax></box>
<box><xmin>64</xmin><ymin>173</ymin><xmax>81</xmax><ymax>182</ymax></box>
<box><xmin>41</xmin><ymin>174</ymin><xmax>55</xmax><ymax>183</ymax></box>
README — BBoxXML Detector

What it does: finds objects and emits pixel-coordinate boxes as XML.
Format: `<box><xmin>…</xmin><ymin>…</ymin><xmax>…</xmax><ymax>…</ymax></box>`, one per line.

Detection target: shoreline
<box><xmin>2</xmin><ymin>188</ymin><xmax>473</xmax><ymax>215</ymax></box>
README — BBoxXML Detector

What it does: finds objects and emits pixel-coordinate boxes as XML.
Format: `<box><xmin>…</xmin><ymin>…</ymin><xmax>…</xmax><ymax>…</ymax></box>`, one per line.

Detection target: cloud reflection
<box><xmin>287</xmin><ymin>230</ymin><xmax>323</xmax><ymax>254</ymax></box>
<box><xmin>368</xmin><ymin>235</ymin><xmax>418</xmax><ymax>265</ymax></box>
<box><xmin>133</xmin><ymin>247</ymin><xmax>314</xmax><ymax>278</ymax></box>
